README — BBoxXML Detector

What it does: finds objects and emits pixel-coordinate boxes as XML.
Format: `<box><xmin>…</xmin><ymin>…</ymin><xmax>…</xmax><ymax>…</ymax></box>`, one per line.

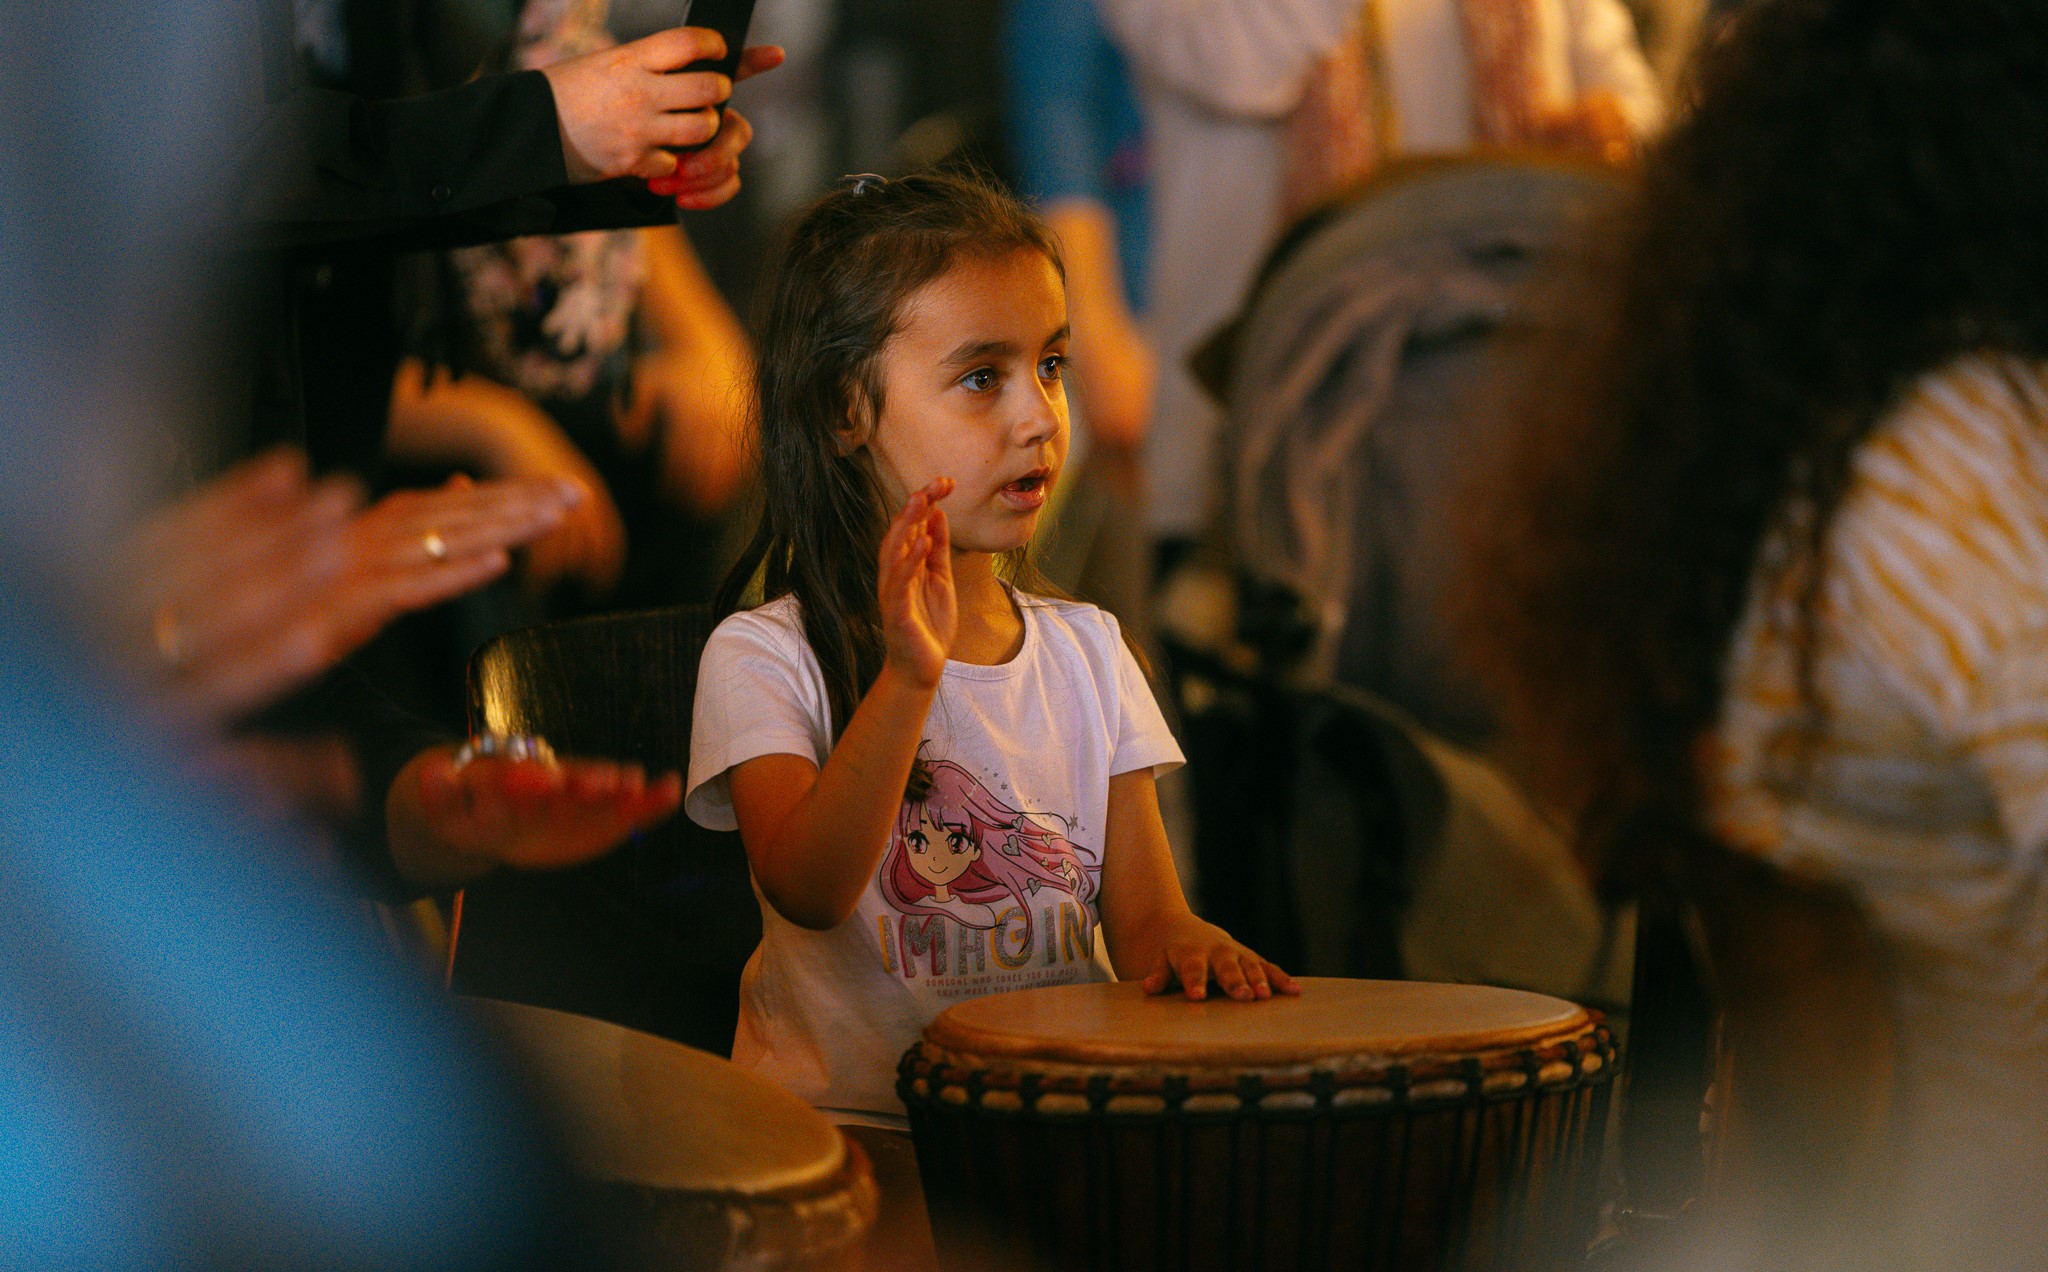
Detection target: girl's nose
<box><xmin>1013</xmin><ymin>376</ymin><xmax>1066</xmax><ymax>448</ymax></box>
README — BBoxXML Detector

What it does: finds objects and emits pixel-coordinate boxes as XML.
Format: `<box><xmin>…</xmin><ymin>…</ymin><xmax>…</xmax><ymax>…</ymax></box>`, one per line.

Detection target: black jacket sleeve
<box><xmin>242</xmin><ymin>69</ymin><xmax>676</xmax><ymax>252</ymax></box>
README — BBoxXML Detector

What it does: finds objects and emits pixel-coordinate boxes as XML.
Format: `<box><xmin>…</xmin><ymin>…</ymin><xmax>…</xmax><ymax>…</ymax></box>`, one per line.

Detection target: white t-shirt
<box><xmin>686</xmin><ymin>592</ymin><xmax>1184</xmax><ymax>1120</ymax></box>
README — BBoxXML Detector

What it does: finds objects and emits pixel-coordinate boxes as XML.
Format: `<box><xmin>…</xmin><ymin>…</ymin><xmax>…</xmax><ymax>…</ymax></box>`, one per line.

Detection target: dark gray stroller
<box><xmin>1169</xmin><ymin>155</ymin><xmax>1632</xmax><ymax>1004</ymax></box>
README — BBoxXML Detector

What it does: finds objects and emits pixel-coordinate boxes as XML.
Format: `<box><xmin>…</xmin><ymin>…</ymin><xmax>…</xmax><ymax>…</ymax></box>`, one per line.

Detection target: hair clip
<box><xmin>839</xmin><ymin>172</ymin><xmax>888</xmax><ymax>196</ymax></box>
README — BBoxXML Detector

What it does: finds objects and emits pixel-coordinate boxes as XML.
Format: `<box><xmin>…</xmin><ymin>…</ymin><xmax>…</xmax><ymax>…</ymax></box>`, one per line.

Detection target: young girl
<box><xmin>686</xmin><ymin>172</ymin><xmax>1295</xmax><ymax>1121</ymax></box>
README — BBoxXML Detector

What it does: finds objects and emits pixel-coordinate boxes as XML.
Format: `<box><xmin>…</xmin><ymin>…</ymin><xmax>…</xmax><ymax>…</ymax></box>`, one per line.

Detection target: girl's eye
<box><xmin>960</xmin><ymin>368</ymin><xmax>997</xmax><ymax>392</ymax></box>
<box><xmin>1039</xmin><ymin>355</ymin><xmax>1066</xmax><ymax>381</ymax></box>
<box><xmin>907</xmin><ymin>831</ymin><xmax>929</xmax><ymax>853</ymax></box>
<box><xmin>947</xmin><ymin>833</ymin><xmax>970</xmax><ymax>854</ymax></box>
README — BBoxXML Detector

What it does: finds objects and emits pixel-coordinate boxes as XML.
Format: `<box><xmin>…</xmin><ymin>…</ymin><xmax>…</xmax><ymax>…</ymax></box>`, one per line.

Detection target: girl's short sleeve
<box><xmin>686</xmin><ymin>607</ymin><xmax>833</xmax><ymax>832</ymax></box>
<box><xmin>1106</xmin><ymin>618</ymin><xmax>1185</xmax><ymax>778</ymax></box>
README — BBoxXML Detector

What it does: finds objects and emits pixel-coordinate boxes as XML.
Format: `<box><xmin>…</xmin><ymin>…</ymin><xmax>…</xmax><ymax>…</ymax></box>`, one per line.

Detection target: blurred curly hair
<box><xmin>1455</xmin><ymin>0</ymin><xmax>2048</xmax><ymax>882</ymax></box>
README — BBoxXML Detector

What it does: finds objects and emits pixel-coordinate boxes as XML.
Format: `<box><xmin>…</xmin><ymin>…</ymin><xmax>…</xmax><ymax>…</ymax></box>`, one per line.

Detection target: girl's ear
<box><xmin>834</xmin><ymin>378</ymin><xmax>877</xmax><ymax>457</ymax></box>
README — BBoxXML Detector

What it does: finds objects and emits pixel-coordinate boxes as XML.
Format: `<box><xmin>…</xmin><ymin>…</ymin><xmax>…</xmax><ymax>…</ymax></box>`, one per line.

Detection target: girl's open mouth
<box><xmin>998</xmin><ymin>471</ymin><xmax>1050</xmax><ymax>510</ymax></box>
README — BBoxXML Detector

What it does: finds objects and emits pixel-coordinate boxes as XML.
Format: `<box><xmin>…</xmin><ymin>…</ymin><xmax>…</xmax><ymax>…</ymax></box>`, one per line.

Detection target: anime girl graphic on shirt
<box><xmin>880</xmin><ymin>759</ymin><xmax>1098</xmax><ymax>943</ymax></box>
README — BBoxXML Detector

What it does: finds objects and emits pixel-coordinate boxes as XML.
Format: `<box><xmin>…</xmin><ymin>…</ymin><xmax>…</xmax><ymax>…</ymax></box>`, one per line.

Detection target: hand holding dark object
<box><xmin>540</xmin><ymin>30</ymin><xmax>783</xmax><ymax>187</ymax></box>
<box><xmin>385</xmin><ymin>745</ymin><xmax>685</xmax><ymax>890</ymax></box>
<box><xmin>647</xmin><ymin>105</ymin><xmax>757</xmax><ymax>210</ymax></box>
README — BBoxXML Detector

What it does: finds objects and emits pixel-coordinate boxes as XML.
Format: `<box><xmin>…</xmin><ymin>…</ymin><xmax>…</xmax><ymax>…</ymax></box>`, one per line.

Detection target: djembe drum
<box><xmin>471</xmin><ymin>998</ymin><xmax>878</xmax><ymax>1270</ymax></box>
<box><xmin>898</xmin><ymin>979</ymin><xmax>1613</xmax><ymax>1272</ymax></box>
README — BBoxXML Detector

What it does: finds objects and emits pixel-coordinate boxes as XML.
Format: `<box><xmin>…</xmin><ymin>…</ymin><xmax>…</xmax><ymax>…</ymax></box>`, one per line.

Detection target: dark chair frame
<box><xmin>449</xmin><ymin>604</ymin><xmax>759</xmax><ymax>1056</ymax></box>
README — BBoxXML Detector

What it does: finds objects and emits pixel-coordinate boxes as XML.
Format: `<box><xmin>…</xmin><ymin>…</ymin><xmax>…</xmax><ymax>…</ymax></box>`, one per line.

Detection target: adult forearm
<box><xmin>754</xmin><ymin>665</ymin><xmax>937</xmax><ymax>928</ymax></box>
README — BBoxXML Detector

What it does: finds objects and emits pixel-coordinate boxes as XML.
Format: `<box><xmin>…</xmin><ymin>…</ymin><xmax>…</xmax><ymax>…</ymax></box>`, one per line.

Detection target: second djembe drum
<box><xmin>471</xmin><ymin>998</ymin><xmax>878</xmax><ymax>1270</ymax></box>
<box><xmin>899</xmin><ymin>978</ymin><xmax>1613</xmax><ymax>1272</ymax></box>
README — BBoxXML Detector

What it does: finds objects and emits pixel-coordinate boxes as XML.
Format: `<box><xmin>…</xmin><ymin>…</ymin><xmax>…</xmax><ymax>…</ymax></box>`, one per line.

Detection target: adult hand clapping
<box><xmin>116</xmin><ymin>449</ymin><xmax>583</xmax><ymax>728</ymax></box>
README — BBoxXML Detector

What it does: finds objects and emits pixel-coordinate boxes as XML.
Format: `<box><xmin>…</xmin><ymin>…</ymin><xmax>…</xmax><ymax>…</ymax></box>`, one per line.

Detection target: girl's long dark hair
<box><xmin>715</xmin><ymin>172</ymin><xmax>1067</xmax><ymax>745</ymax></box>
<box><xmin>1456</xmin><ymin>0</ymin><xmax>2048</xmax><ymax>881</ymax></box>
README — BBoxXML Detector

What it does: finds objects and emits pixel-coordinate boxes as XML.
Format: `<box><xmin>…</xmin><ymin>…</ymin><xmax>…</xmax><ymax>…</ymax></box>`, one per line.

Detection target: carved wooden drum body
<box><xmin>471</xmin><ymin>998</ymin><xmax>878</xmax><ymax>1270</ymax></box>
<box><xmin>899</xmin><ymin>979</ymin><xmax>1613</xmax><ymax>1272</ymax></box>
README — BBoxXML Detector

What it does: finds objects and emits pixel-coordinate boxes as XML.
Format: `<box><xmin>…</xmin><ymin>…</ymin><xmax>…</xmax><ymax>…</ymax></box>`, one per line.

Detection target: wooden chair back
<box><xmin>451</xmin><ymin>605</ymin><xmax>758</xmax><ymax>1055</ymax></box>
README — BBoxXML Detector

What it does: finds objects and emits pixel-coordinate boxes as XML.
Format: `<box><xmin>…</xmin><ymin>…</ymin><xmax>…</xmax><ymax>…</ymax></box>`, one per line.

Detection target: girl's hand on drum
<box><xmin>878</xmin><ymin>478</ymin><xmax>956</xmax><ymax>688</ymax></box>
<box><xmin>1141</xmin><ymin>917</ymin><xmax>1300</xmax><ymax>1003</ymax></box>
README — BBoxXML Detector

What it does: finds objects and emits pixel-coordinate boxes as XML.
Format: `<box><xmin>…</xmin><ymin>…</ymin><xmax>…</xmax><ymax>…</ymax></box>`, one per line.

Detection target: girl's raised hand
<box><xmin>1140</xmin><ymin>916</ymin><xmax>1301</xmax><ymax>1003</ymax></box>
<box><xmin>879</xmin><ymin>478</ymin><xmax>956</xmax><ymax>687</ymax></box>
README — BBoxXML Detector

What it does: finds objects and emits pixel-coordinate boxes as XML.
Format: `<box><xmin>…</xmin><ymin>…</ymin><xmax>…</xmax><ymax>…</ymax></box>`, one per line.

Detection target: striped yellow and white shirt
<box><xmin>1705</xmin><ymin>354</ymin><xmax>2048</xmax><ymax>1242</ymax></box>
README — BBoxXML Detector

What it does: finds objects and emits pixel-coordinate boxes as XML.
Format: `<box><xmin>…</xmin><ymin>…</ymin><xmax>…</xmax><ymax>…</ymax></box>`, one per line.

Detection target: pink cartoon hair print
<box><xmin>881</xmin><ymin>760</ymin><xmax>1097</xmax><ymax>940</ymax></box>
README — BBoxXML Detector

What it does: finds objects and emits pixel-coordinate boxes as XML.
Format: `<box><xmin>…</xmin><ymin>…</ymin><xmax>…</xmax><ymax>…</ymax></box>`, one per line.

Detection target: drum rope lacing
<box><xmin>898</xmin><ymin>1019</ymin><xmax>1615</xmax><ymax>1120</ymax></box>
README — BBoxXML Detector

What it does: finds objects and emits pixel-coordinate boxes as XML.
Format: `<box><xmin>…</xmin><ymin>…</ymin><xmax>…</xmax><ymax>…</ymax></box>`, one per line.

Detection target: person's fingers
<box><xmin>925</xmin><ymin>501</ymin><xmax>952</xmax><ymax>572</ymax></box>
<box><xmin>133</xmin><ymin>448</ymin><xmax>309</xmax><ymax>565</ymax></box>
<box><xmin>648</xmin><ymin>107</ymin><xmax>724</xmax><ymax>152</ymax></box>
<box><xmin>879</xmin><ymin>492</ymin><xmax>934</xmax><ymax>616</ymax></box>
<box><xmin>312</xmin><ymin>535</ymin><xmax>509</xmax><ymax>652</ymax></box>
<box><xmin>456</xmin><ymin>760</ymin><xmax>519</xmax><ymax>837</ymax></box>
<box><xmin>685</xmin><ymin>106</ymin><xmax>754</xmax><ymax>166</ymax></box>
<box><xmin>415</xmin><ymin>749</ymin><xmax>467</xmax><ymax>822</ymax></box>
<box><xmin>631</xmin><ymin>25</ymin><xmax>725</xmax><ymax>73</ymax></box>
<box><xmin>487</xmin><ymin>758</ymin><xmax>569</xmax><ymax>813</ymax></box>
<box><xmin>638</xmin><ymin>772</ymin><xmax>684</xmax><ymax>817</ymax></box>
<box><xmin>1176</xmin><ymin>950</ymin><xmax>1211</xmax><ymax>1001</ymax></box>
<box><xmin>649</xmin><ymin>69</ymin><xmax>731</xmax><ymax>115</ymax></box>
<box><xmin>180</xmin><ymin>453</ymin><xmax>312</xmax><ymax>561</ymax></box>
<box><xmin>151</xmin><ymin>484</ymin><xmax>377</xmax><ymax>721</ymax></box>
<box><xmin>668</xmin><ymin>170</ymin><xmax>742</xmax><ymax>212</ymax></box>
<box><xmin>883</xmin><ymin>489</ymin><xmax>927</xmax><ymax>550</ymax></box>
<box><xmin>565</xmin><ymin>762</ymin><xmax>645</xmax><ymax>808</ymax></box>
<box><xmin>1213</xmin><ymin>950</ymin><xmax>1253</xmax><ymax>1002</ymax></box>
<box><xmin>649</xmin><ymin>148</ymin><xmax>739</xmax><ymax>199</ymax></box>
<box><xmin>165</xmin><ymin>479</ymin><xmax>356</xmax><ymax>649</ymax></box>
<box><xmin>630</xmin><ymin>148</ymin><xmax>683</xmax><ymax>181</ymax></box>
<box><xmin>734</xmin><ymin>45</ymin><xmax>785</xmax><ymax>82</ymax></box>
<box><xmin>566</xmin><ymin>761</ymin><xmax>623</xmax><ymax>801</ymax></box>
<box><xmin>649</xmin><ymin>111</ymin><xmax>751</xmax><ymax>202</ymax></box>
<box><xmin>1265</xmin><ymin>961</ymin><xmax>1303</xmax><ymax>995</ymax></box>
<box><xmin>165</xmin><ymin>608</ymin><xmax>358</xmax><ymax>723</ymax></box>
<box><xmin>148</xmin><ymin>470</ymin><xmax>356</xmax><ymax>626</ymax></box>
<box><xmin>375</xmin><ymin>544</ymin><xmax>512</xmax><ymax>616</ymax></box>
<box><xmin>1142</xmin><ymin>953</ymin><xmax>1172</xmax><ymax>995</ymax></box>
<box><xmin>365</xmin><ymin>476</ymin><xmax>579</xmax><ymax>562</ymax></box>
<box><xmin>1243</xmin><ymin>956</ymin><xmax>1273</xmax><ymax>1000</ymax></box>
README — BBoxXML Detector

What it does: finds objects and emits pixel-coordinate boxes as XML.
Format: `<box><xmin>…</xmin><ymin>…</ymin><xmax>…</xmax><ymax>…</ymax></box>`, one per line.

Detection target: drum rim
<box><xmin>899</xmin><ymin>1018</ymin><xmax>1612</xmax><ymax>1118</ymax></box>
<box><xmin>588</xmin><ymin>1130</ymin><xmax>881</xmax><ymax>1265</ymax></box>
<box><xmin>918</xmin><ymin>978</ymin><xmax>1593</xmax><ymax>1071</ymax></box>
<box><xmin>465</xmin><ymin>997</ymin><xmax>849</xmax><ymax>1195</ymax></box>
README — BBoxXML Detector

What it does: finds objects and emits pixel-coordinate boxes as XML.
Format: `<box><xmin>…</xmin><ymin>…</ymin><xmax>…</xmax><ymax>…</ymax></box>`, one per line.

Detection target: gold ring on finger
<box><xmin>422</xmin><ymin>530</ymin><xmax>449</xmax><ymax>563</ymax></box>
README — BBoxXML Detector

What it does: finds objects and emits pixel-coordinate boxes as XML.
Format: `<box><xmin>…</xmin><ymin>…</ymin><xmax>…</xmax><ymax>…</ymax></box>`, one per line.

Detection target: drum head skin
<box><xmin>924</xmin><ymin>978</ymin><xmax>1589</xmax><ymax>1072</ymax></box>
<box><xmin>468</xmin><ymin>998</ymin><xmax>844</xmax><ymax>1196</ymax></box>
